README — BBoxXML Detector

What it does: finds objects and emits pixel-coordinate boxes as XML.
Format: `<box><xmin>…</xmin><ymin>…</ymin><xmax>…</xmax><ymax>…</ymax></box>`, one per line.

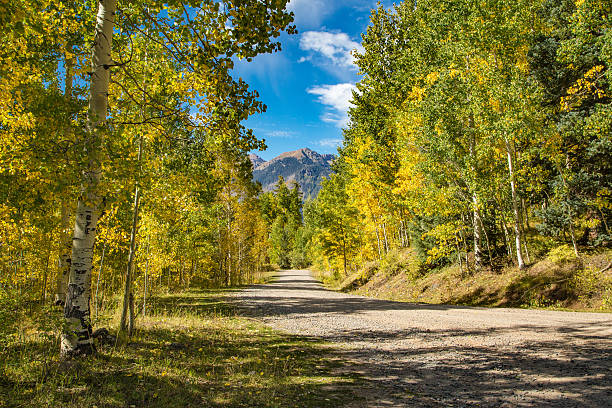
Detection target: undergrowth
<box><xmin>323</xmin><ymin>246</ymin><xmax>612</xmax><ymax>312</ymax></box>
<box><xmin>0</xmin><ymin>289</ymin><xmax>359</xmax><ymax>408</ymax></box>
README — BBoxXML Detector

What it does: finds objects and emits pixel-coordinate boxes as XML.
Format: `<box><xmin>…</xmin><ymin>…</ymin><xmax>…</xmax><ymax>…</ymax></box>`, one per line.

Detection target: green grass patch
<box><xmin>0</xmin><ymin>289</ymin><xmax>360</xmax><ymax>408</ymax></box>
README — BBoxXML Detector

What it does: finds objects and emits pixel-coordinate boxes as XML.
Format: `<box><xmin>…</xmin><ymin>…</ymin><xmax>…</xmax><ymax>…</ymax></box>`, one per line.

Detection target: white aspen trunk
<box><xmin>226</xmin><ymin>207</ymin><xmax>232</xmax><ymax>285</ymax></box>
<box><xmin>374</xmin><ymin>225</ymin><xmax>382</xmax><ymax>259</ymax></box>
<box><xmin>142</xmin><ymin>244</ymin><xmax>150</xmax><ymax>318</ymax></box>
<box><xmin>121</xmin><ymin>31</ymin><xmax>148</xmax><ymax>334</ymax></box>
<box><xmin>523</xmin><ymin>240</ymin><xmax>531</xmax><ymax>264</ymax></box>
<box><xmin>505</xmin><ymin>137</ymin><xmax>525</xmax><ymax>269</ymax></box>
<box><xmin>61</xmin><ymin>0</ymin><xmax>117</xmax><ymax>358</ymax></box>
<box><xmin>227</xmin><ymin>251</ymin><xmax>232</xmax><ymax>286</ymax></box>
<box><xmin>237</xmin><ymin>243</ymin><xmax>242</xmax><ymax>285</ymax></box>
<box><xmin>456</xmin><ymin>237</ymin><xmax>463</xmax><ymax>276</ymax></box>
<box><xmin>120</xmin><ymin>136</ymin><xmax>143</xmax><ymax>334</ymax></box>
<box><xmin>382</xmin><ymin>222</ymin><xmax>389</xmax><ymax>253</ymax></box>
<box><xmin>472</xmin><ymin>192</ymin><xmax>483</xmax><ymax>271</ymax></box>
<box><xmin>469</xmin><ymin>138</ymin><xmax>483</xmax><ymax>271</ymax></box>
<box><xmin>519</xmin><ymin>202</ymin><xmax>531</xmax><ymax>264</ymax></box>
<box><xmin>569</xmin><ymin>224</ymin><xmax>579</xmax><ymax>257</ymax></box>
<box><xmin>128</xmin><ymin>292</ymin><xmax>135</xmax><ymax>337</ymax></box>
<box><xmin>401</xmin><ymin>218</ymin><xmax>410</xmax><ymax>248</ymax></box>
<box><xmin>459</xmin><ymin>215</ymin><xmax>470</xmax><ymax>272</ymax></box>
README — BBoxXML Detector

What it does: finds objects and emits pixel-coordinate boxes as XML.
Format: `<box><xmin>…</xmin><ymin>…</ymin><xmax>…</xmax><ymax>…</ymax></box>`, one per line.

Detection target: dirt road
<box><xmin>235</xmin><ymin>269</ymin><xmax>612</xmax><ymax>407</ymax></box>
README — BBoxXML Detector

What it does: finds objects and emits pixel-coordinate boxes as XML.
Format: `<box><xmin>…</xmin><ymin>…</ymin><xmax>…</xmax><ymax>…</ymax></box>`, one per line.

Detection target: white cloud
<box><xmin>266</xmin><ymin>130</ymin><xmax>295</xmax><ymax>138</ymax></box>
<box><xmin>307</xmin><ymin>83</ymin><xmax>356</xmax><ymax>128</ymax></box>
<box><xmin>299</xmin><ymin>31</ymin><xmax>364</xmax><ymax>69</ymax></box>
<box><xmin>317</xmin><ymin>138</ymin><xmax>343</xmax><ymax>148</ymax></box>
<box><xmin>287</xmin><ymin>0</ymin><xmax>330</xmax><ymax>28</ymax></box>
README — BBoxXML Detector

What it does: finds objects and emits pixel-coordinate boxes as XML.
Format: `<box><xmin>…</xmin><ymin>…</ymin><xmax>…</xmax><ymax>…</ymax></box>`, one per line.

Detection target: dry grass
<box><xmin>337</xmin><ymin>248</ymin><xmax>612</xmax><ymax>312</ymax></box>
<box><xmin>0</xmin><ymin>289</ymin><xmax>360</xmax><ymax>408</ymax></box>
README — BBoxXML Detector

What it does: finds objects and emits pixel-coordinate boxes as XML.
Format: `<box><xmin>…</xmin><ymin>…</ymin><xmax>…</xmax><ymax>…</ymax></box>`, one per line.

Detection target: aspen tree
<box><xmin>61</xmin><ymin>0</ymin><xmax>117</xmax><ymax>357</ymax></box>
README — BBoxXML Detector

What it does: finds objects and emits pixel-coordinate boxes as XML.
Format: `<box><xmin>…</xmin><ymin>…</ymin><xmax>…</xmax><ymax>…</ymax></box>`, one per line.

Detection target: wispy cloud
<box><xmin>307</xmin><ymin>83</ymin><xmax>356</xmax><ymax>128</ymax></box>
<box><xmin>232</xmin><ymin>52</ymin><xmax>291</xmax><ymax>97</ymax></box>
<box><xmin>299</xmin><ymin>31</ymin><xmax>364</xmax><ymax>70</ymax></box>
<box><xmin>317</xmin><ymin>138</ymin><xmax>343</xmax><ymax>148</ymax></box>
<box><xmin>266</xmin><ymin>130</ymin><xmax>295</xmax><ymax>138</ymax></box>
<box><xmin>287</xmin><ymin>0</ymin><xmax>330</xmax><ymax>28</ymax></box>
<box><xmin>288</xmin><ymin>0</ymin><xmax>386</xmax><ymax>27</ymax></box>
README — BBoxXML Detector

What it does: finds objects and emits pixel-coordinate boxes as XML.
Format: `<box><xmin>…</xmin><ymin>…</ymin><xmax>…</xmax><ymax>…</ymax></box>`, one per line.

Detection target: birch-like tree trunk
<box><xmin>142</xmin><ymin>243</ymin><xmax>150</xmax><ymax>318</ymax></box>
<box><xmin>61</xmin><ymin>0</ymin><xmax>117</xmax><ymax>358</ymax></box>
<box><xmin>119</xmin><ymin>136</ymin><xmax>142</xmax><ymax>335</ymax></box>
<box><xmin>374</xmin><ymin>224</ymin><xmax>382</xmax><ymax>259</ymax></box>
<box><xmin>472</xmin><ymin>192</ymin><xmax>483</xmax><ymax>271</ymax></box>
<box><xmin>340</xmin><ymin>224</ymin><xmax>347</xmax><ymax>276</ymax></box>
<box><xmin>469</xmin><ymin>136</ymin><xmax>483</xmax><ymax>271</ymax></box>
<box><xmin>381</xmin><ymin>222</ymin><xmax>389</xmax><ymax>253</ymax></box>
<box><xmin>505</xmin><ymin>137</ymin><xmax>525</xmax><ymax>269</ymax></box>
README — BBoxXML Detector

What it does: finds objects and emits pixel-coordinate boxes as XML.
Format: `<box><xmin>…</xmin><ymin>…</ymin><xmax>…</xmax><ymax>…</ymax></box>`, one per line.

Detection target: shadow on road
<box><xmin>333</xmin><ymin>330</ymin><xmax>612</xmax><ymax>407</ymax></box>
<box><xmin>235</xmin><ymin>270</ymin><xmax>612</xmax><ymax>407</ymax></box>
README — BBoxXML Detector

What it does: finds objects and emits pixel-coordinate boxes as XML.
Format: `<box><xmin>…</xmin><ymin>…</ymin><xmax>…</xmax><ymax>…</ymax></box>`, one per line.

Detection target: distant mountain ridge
<box><xmin>250</xmin><ymin>148</ymin><xmax>334</xmax><ymax>199</ymax></box>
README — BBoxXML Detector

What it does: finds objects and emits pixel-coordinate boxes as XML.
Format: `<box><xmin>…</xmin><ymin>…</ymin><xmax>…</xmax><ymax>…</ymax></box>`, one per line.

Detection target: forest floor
<box><xmin>235</xmin><ymin>269</ymin><xmax>612</xmax><ymax>407</ymax></box>
<box><xmin>0</xmin><ymin>289</ymin><xmax>360</xmax><ymax>408</ymax></box>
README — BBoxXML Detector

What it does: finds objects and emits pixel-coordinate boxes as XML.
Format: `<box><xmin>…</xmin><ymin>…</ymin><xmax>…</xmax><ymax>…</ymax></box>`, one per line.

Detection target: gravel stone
<box><xmin>233</xmin><ymin>270</ymin><xmax>612</xmax><ymax>407</ymax></box>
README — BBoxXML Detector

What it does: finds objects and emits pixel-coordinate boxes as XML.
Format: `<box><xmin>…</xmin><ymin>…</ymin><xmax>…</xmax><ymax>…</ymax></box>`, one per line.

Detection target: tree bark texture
<box><xmin>61</xmin><ymin>0</ymin><xmax>117</xmax><ymax>358</ymax></box>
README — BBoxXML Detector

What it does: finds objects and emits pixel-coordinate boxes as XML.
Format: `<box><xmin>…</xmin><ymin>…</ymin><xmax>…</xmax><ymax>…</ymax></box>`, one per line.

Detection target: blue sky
<box><xmin>233</xmin><ymin>0</ymin><xmax>390</xmax><ymax>161</ymax></box>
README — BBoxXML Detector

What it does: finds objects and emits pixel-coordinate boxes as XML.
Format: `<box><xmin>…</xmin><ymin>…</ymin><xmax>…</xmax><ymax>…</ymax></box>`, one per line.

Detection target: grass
<box><xmin>0</xmin><ymin>288</ymin><xmax>360</xmax><ymax>408</ymax></box>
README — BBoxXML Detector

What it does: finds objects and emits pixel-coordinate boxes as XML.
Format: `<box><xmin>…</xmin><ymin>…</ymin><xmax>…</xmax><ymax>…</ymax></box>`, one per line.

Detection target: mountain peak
<box><xmin>276</xmin><ymin>147</ymin><xmax>318</xmax><ymax>160</ymax></box>
<box><xmin>251</xmin><ymin>148</ymin><xmax>335</xmax><ymax>199</ymax></box>
<box><xmin>249</xmin><ymin>153</ymin><xmax>265</xmax><ymax>168</ymax></box>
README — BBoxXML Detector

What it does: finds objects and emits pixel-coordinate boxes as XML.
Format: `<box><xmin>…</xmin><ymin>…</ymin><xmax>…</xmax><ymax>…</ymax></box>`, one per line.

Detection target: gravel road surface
<box><xmin>234</xmin><ymin>270</ymin><xmax>612</xmax><ymax>407</ymax></box>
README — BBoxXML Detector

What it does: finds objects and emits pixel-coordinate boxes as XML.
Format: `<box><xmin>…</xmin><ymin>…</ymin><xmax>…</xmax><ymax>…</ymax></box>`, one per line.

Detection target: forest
<box><xmin>303</xmin><ymin>0</ymin><xmax>612</xmax><ymax>303</ymax></box>
<box><xmin>0</xmin><ymin>0</ymin><xmax>610</xmax><ymax>406</ymax></box>
<box><xmin>0</xmin><ymin>0</ymin><xmax>298</xmax><ymax>355</ymax></box>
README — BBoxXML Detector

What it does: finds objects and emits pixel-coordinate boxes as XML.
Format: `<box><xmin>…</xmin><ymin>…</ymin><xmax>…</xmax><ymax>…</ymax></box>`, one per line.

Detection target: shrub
<box><xmin>547</xmin><ymin>244</ymin><xmax>578</xmax><ymax>264</ymax></box>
